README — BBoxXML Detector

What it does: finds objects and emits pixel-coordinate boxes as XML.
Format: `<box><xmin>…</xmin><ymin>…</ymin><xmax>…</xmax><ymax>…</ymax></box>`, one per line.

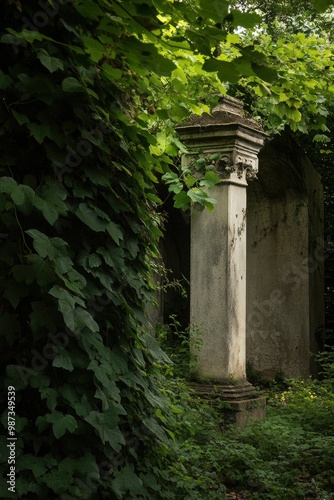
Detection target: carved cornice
<box><xmin>206</xmin><ymin>153</ymin><xmax>258</xmax><ymax>182</ymax></box>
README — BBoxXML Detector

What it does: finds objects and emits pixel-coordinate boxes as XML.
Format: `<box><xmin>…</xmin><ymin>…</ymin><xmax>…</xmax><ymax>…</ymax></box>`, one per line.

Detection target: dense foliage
<box><xmin>159</xmin><ymin>379</ymin><xmax>334</xmax><ymax>499</ymax></box>
<box><xmin>1</xmin><ymin>0</ymin><xmax>334</xmax><ymax>498</ymax></box>
<box><xmin>0</xmin><ymin>1</ymin><xmax>172</xmax><ymax>497</ymax></box>
<box><xmin>151</xmin><ymin>328</ymin><xmax>334</xmax><ymax>499</ymax></box>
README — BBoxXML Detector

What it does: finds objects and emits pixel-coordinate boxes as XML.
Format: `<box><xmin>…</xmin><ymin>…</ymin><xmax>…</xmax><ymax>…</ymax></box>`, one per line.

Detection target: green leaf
<box><xmin>195</xmin><ymin>158</ymin><xmax>205</xmax><ymax>167</ymax></box>
<box><xmin>147</xmin><ymin>192</ymin><xmax>162</xmax><ymax>204</ymax></box>
<box><xmin>96</xmin><ymin>246</ymin><xmax>124</xmax><ymax>269</ymax></box>
<box><xmin>27</xmin><ymin>123</ymin><xmax>49</xmax><ymax>144</ymax></box>
<box><xmin>174</xmin><ymin>191</ymin><xmax>190</xmax><ymax>210</ymax></box>
<box><xmin>142</xmin><ymin>417</ymin><xmax>168</xmax><ymax>443</ymax></box>
<box><xmin>52</xmin><ymin>414</ymin><xmax>78</xmax><ymax>439</ymax></box>
<box><xmin>0</xmin><ymin>177</ymin><xmax>17</xmax><ymax>194</ymax></box>
<box><xmin>102</xmin><ymin>63</ymin><xmax>123</xmax><ymax>81</ymax></box>
<box><xmin>162</xmin><ymin>172</ymin><xmax>179</xmax><ymax>184</ymax></box>
<box><xmin>125</xmin><ymin>38</ymin><xmax>176</xmax><ymax>75</ymax></box>
<box><xmin>33</xmin><ymin>191</ymin><xmax>64</xmax><ymax>226</ymax></box>
<box><xmin>41</xmin><ymin>204</ymin><xmax>59</xmax><ymax>225</ymax></box>
<box><xmin>170</xmin><ymin>103</ymin><xmax>189</xmax><ymax>119</ymax></box>
<box><xmin>204</xmin><ymin>171</ymin><xmax>221</xmax><ymax>186</ymax></box>
<box><xmin>58</xmin><ymin>453</ymin><xmax>99</xmax><ymax>476</ymax></box>
<box><xmin>43</xmin><ymin>469</ymin><xmax>72</xmax><ymax>494</ymax></box>
<box><xmin>209</xmin><ymin>153</ymin><xmax>221</xmax><ymax>161</ymax></box>
<box><xmin>230</xmin><ymin>10</ymin><xmax>262</xmax><ymax>28</ymax></box>
<box><xmin>169</xmin><ymin>182</ymin><xmax>183</xmax><ymax>194</ymax></box>
<box><xmin>106</xmin><ymin>221</ymin><xmax>123</xmax><ymax>244</ymax></box>
<box><xmin>37</xmin><ymin>49</ymin><xmax>64</xmax><ymax>73</ymax></box>
<box><xmin>12</xmin><ymin>110</ymin><xmax>30</xmax><ymax>126</ymax></box>
<box><xmin>52</xmin><ymin>349</ymin><xmax>74</xmax><ymax>372</ymax></box>
<box><xmin>313</xmin><ymin>134</ymin><xmax>331</xmax><ymax>143</ymax></box>
<box><xmin>62</xmin><ymin>77</ymin><xmax>85</xmax><ymax>93</ymax></box>
<box><xmin>141</xmin><ymin>333</ymin><xmax>171</xmax><ymax>363</ymax></box>
<box><xmin>49</xmin><ymin>285</ymin><xmax>80</xmax><ymax>308</ymax></box>
<box><xmin>251</xmin><ymin>63</ymin><xmax>277</xmax><ymax>83</ymax></box>
<box><xmin>199</xmin><ymin>0</ymin><xmax>229</xmax><ymax>22</ymax></box>
<box><xmin>16</xmin><ymin>455</ymin><xmax>49</xmax><ymax>479</ymax></box>
<box><xmin>84</xmin><ymin>411</ymin><xmax>125</xmax><ymax>450</ymax></box>
<box><xmin>11</xmin><ymin>187</ymin><xmax>25</xmax><ymax>205</ymax></box>
<box><xmin>113</xmin><ymin>464</ymin><xmax>144</xmax><ymax>496</ymax></box>
<box><xmin>82</xmin><ymin>36</ymin><xmax>105</xmax><ymax>62</ymax></box>
<box><xmin>74</xmin><ymin>0</ymin><xmax>104</xmax><ymax>19</ymax></box>
<box><xmin>6</xmin><ymin>28</ymin><xmax>50</xmax><ymax>44</ymax></box>
<box><xmin>26</xmin><ymin>229</ymin><xmax>53</xmax><ymax>259</ymax></box>
<box><xmin>75</xmin><ymin>203</ymin><xmax>108</xmax><ymax>232</ymax></box>
<box><xmin>202</xmin><ymin>197</ymin><xmax>218</xmax><ymax>211</ymax></box>
<box><xmin>88</xmin><ymin>254</ymin><xmax>102</xmax><ymax>268</ymax></box>
<box><xmin>202</xmin><ymin>59</ymin><xmax>240</xmax><ymax>84</ymax></box>
<box><xmin>63</xmin><ymin>308</ymin><xmax>99</xmax><ymax>334</ymax></box>
<box><xmin>40</xmin><ymin>412</ymin><xmax>77</xmax><ymax>439</ymax></box>
<box><xmin>188</xmin><ymin>188</ymin><xmax>218</xmax><ymax>211</ymax></box>
<box><xmin>287</xmin><ymin>108</ymin><xmax>302</xmax><ymax>122</ymax></box>
<box><xmin>26</xmin><ymin>255</ymin><xmax>55</xmax><ymax>286</ymax></box>
<box><xmin>40</xmin><ymin>387</ymin><xmax>58</xmax><ymax>413</ymax></box>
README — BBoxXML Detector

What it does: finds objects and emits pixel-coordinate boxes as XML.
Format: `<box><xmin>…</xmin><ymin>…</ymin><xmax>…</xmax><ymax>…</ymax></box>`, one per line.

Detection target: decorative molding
<box><xmin>208</xmin><ymin>153</ymin><xmax>258</xmax><ymax>181</ymax></box>
<box><xmin>187</xmin><ymin>151</ymin><xmax>258</xmax><ymax>184</ymax></box>
<box><xmin>233</xmin><ymin>155</ymin><xmax>258</xmax><ymax>181</ymax></box>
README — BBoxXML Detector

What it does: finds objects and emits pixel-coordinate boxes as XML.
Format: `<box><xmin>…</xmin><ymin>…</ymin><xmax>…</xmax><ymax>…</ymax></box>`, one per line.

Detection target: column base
<box><xmin>222</xmin><ymin>397</ymin><xmax>266</xmax><ymax>427</ymax></box>
<box><xmin>190</xmin><ymin>381</ymin><xmax>266</xmax><ymax>427</ymax></box>
<box><xmin>190</xmin><ymin>380</ymin><xmax>258</xmax><ymax>400</ymax></box>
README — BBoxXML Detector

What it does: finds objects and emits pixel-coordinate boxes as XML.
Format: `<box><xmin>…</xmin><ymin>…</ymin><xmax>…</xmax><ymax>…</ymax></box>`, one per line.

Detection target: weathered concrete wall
<box><xmin>246</xmin><ymin>134</ymin><xmax>324</xmax><ymax>378</ymax></box>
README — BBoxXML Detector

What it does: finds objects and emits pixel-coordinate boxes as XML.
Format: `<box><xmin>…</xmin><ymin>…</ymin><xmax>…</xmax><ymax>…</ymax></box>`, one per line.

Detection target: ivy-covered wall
<box><xmin>0</xmin><ymin>1</ymin><xmax>172</xmax><ymax>497</ymax></box>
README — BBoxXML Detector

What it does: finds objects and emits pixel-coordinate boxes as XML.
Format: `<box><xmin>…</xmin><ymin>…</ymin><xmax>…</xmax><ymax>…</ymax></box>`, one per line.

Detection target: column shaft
<box><xmin>191</xmin><ymin>181</ymin><xmax>247</xmax><ymax>382</ymax></box>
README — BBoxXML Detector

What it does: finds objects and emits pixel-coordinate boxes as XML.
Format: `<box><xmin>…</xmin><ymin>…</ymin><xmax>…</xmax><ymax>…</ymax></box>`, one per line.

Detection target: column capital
<box><xmin>176</xmin><ymin>96</ymin><xmax>267</xmax><ymax>185</ymax></box>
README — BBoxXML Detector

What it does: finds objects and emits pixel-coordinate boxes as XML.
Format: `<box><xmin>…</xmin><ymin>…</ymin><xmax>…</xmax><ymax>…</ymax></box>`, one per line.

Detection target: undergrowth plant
<box><xmin>156</xmin><ymin>374</ymin><xmax>334</xmax><ymax>499</ymax></box>
<box><xmin>156</xmin><ymin>315</ymin><xmax>203</xmax><ymax>378</ymax></box>
<box><xmin>317</xmin><ymin>345</ymin><xmax>334</xmax><ymax>381</ymax></box>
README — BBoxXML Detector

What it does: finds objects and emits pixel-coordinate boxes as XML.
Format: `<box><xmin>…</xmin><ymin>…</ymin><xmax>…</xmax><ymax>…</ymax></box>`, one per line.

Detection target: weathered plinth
<box><xmin>224</xmin><ymin>397</ymin><xmax>266</xmax><ymax>426</ymax></box>
<box><xmin>190</xmin><ymin>382</ymin><xmax>266</xmax><ymax>427</ymax></box>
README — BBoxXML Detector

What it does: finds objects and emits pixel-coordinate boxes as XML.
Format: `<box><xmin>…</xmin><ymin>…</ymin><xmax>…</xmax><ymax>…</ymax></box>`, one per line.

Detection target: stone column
<box><xmin>177</xmin><ymin>97</ymin><xmax>267</xmax><ymax>409</ymax></box>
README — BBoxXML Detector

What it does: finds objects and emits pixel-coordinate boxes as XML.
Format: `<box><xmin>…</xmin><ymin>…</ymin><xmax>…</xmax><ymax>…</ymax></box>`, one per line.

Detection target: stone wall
<box><xmin>246</xmin><ymin>134</ymin><xmax>324</xmax><ymax>378</ymax></box>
